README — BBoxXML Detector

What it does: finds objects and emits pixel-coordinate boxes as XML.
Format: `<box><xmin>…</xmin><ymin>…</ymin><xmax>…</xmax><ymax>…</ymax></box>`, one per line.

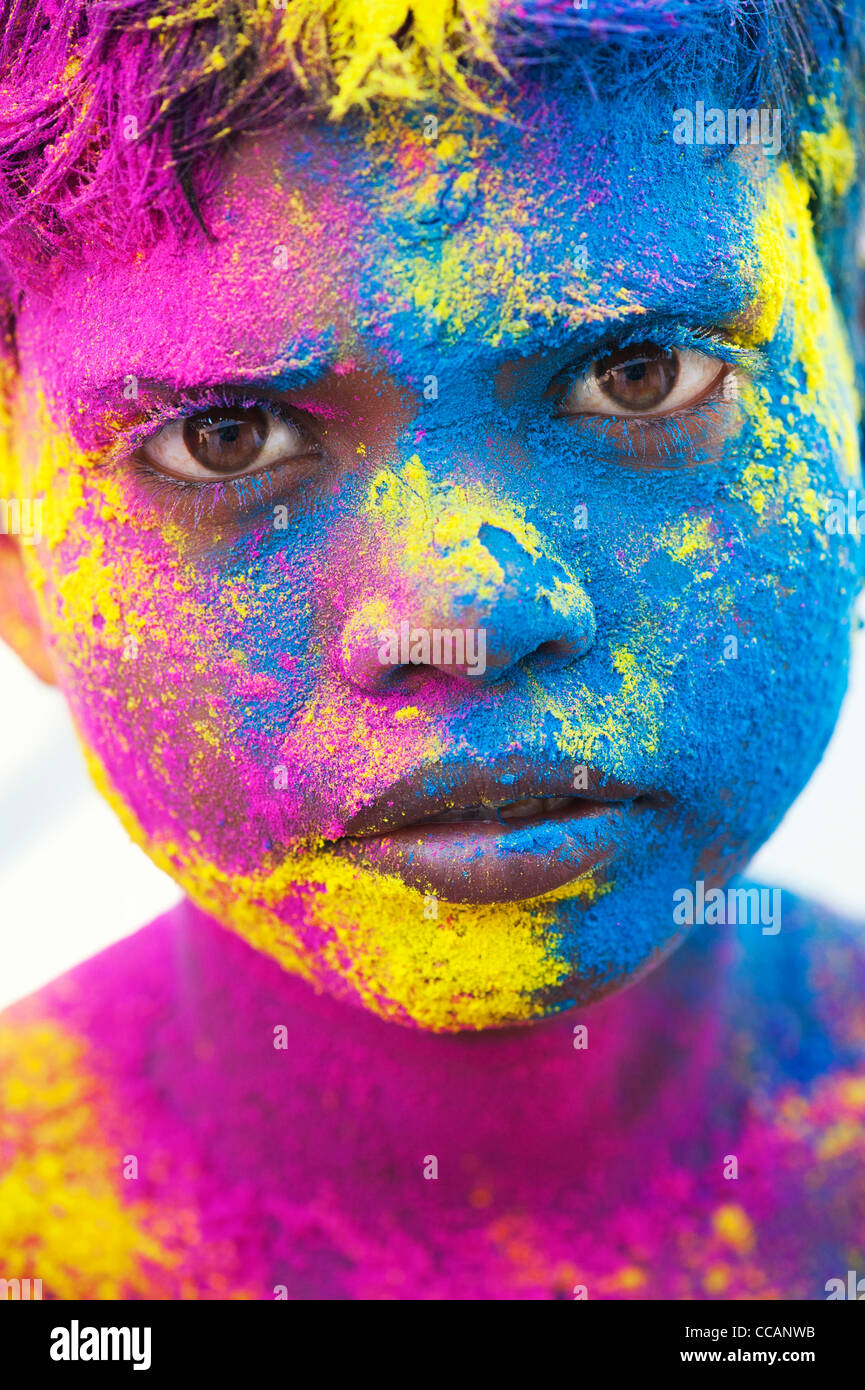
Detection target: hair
<box><xmin>0</xmin><ymin>1</ymin><xmax>861</xmax><ymax>292</ymax></box>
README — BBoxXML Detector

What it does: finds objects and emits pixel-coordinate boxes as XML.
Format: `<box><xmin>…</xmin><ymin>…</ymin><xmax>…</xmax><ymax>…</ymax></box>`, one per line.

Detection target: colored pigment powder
<box><xmin>0</xmin><ymin>0</ymin><xmax>864</xmax><ymax>1302</ymax></box>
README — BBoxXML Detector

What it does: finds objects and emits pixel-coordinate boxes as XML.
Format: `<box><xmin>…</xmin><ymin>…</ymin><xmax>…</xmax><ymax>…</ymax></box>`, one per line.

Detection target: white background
<box><xmin>2</xmin><ymin>608</ymin><xmax>864</xmax><ymax>1011</ymax></box>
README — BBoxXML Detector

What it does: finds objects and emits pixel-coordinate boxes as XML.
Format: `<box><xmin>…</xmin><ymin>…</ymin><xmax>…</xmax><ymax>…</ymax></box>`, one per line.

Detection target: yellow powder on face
<box><xmin>189</xmin><ymin>842</ymin><xmax>607</xmax><ymax>1032</ymax></box>
<box><xmin>371</xmin><ymin>460</ymin><xmax>506</xmax><ymax>579</ymax></box>
<box><xmin>770</xmin><ymin>168</ymin><xmax>856</xmax><ymax>419</ymax></box>
<box><xmin>403</xmin><ymin>183</ymin><xmax>648</xmax><ymax>347</ymax></box>
<box><xmin>800</xmin><ymin>122</ymin><xmax>857</xmax><ymax>202</ymax></box>
<box><xmin>81</xmin><ymin>735</ymin><xmax>605</xmax><ymax>1032</ymax></box>
<box><xmin>359</xmin><ymin>106</ymin><xmax>648</xmax><ymax>349</ymax></box>
<box><xmin>732</xmin><ymin>160</ymin><xmax>861</xmax><ymax>523</ymax></box>
<box><xmin>365</xmin><ymin>452</ymin><xmax>540</xmax><ymax>604</ymax></box>
<box><xmin>362</xmin><ymin>454</ymin><xmax>590</xmax><ymax>627</ymax></box>
<box><xmin>735</xmin><ymin>212</ymin><xmax>787</xmax><ymax>350</ymax></box>
<box><xmin>740</xmin><ymin>158</ymin><xmax>856</xmax><ymax>405</ymax></box>
<box><xmin>291</xmin><ymin>858</ymin><xmax>579</xmax><ymax>1031</ymax></box>
<box><xmin>799</xmin><ymin>94</ymin><xmax>857</xmax><ymax>204</ymax></box>
<box><xmin>19</xmin><ymin>392</ymin><xmax>98</xmax><ymax>549</ymax></box>
<box><xmin>535</xmin><ymin>621</ymin><xmax>666</xmax><ymax>771</ymax></box>
<box><xmin>394</xmin><ymin>705</ymin><xmax>421</xmax><ymax>722</ymax></box>
<box><xmin>656</xmin><ymin>514</ymin><xmax>721</xmax><ymax>579</ymax></box>
<box><xmin>56</xmin><ymin>538</ymin><xmax>123</xmax><ymax>639</ymax></box>
<box><xmin>287</xmin><ymin>685</ymin><xmax>447</xmax><ymax>798</ymax></box>
<box><xmin>11</xmin><ymin>386</ymin><xmax>227</xmax><ymax>675</ymax></box>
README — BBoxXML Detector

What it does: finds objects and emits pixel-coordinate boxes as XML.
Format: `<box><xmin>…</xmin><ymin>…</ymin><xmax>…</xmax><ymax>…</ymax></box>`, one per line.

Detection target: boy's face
<box><xmin>8</xmin><ymin>80</ymin><xmax>863</xmax><ymax>1030</ymax></box>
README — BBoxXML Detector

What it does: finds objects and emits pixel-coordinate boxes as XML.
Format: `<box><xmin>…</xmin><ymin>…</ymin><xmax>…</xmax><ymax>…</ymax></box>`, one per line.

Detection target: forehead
<box><xmin>19</xmin><ymin>86</ymin><xmax>768</xmax><ymax>402</ymax></box>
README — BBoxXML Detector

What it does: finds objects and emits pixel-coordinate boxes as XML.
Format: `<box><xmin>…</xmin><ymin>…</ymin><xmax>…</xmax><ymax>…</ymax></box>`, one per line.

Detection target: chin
<box><xmin>177</xmin><ymin>839</ymin><xmax>699</xmax><ymax>1032</ymax></box>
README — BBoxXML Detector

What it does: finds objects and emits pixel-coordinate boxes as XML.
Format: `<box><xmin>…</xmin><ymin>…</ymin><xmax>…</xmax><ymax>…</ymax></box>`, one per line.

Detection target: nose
<box><xmin>340</xmin><ymin>500</ymin><xmax>596</xmax><ymax>695</ymax></box>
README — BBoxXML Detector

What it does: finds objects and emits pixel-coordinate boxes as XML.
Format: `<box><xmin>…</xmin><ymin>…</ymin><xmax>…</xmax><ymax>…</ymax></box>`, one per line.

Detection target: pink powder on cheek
<box><xmin>17</xmin><ymin>429</ymin><xmax>311</xmax><ymax>870</ymax></box>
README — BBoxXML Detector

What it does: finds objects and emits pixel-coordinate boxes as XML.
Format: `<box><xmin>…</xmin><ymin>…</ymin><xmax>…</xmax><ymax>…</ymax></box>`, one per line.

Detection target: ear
<box><xmin>0</xmin><ymin>533</ymin><xmax>55</xmax><ymax>685</ymax></box>
<box><xmin>0</xmin><ymin>305</ymin><xmax>55</xmax><ymax>684</ymax></box>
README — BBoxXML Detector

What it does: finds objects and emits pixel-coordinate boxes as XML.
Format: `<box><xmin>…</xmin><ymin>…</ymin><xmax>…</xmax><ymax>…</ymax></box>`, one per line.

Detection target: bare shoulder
<box><xmin>0</xmin><ymin>903</ymin><xmax>225</xmax><ymax>1299</ymax></box>
<box><xmin>714</xmin><ymin>881</ymin><xmax>865</xmax><ymax>1091</ymax></box>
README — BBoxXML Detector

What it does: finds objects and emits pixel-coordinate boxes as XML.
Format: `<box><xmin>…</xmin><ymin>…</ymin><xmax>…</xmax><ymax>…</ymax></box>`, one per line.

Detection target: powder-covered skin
<box><xmin>3</xmin><ymin>896</ymin><xmax>865</xmax><ymax>1299</ymax></box>
<box><xmin>7</xmin><ymin>94</ymin><xmax>864</xmax><ymax>1027</ymax></box>
<box><xmin>1</xmin><ymin>13</ymin><xmax>865</xmax><ymax>1297</ymax></box>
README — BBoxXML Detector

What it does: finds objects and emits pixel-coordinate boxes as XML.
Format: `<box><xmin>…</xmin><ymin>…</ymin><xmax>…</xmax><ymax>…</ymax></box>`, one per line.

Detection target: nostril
<box><xmin>379</xmin><ymin>663</ymin><xmax>414</xmax><ymax>690</ymax></box>
<box><xmin>525</xmin><ymin>638</ymin><xmax>579</xmax><ymax>672</ymax></box>
<box><xmin>379</xmin><ymin>661</ymin><xmax>441</xmax><ymax>692</ymax></box>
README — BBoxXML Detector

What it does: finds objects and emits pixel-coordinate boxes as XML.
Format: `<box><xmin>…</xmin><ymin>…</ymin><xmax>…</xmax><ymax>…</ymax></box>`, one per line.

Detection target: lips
<box><xmin>332</xmin><ymin>762</ymin><xmax>656</xmax><ymax>904</ymax></box>
<box><xmin>418</xmin><ymin>793</ymin><xmax>585</xmax><ymax>826</ymax></box>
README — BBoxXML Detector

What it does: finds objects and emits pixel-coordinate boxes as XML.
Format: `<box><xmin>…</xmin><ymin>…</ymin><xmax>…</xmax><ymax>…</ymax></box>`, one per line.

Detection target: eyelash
<box><xmin>548</xmin><ymin>327</ymin><xmax>754</xmax><ymax>460</ymax></box>
<box><xmin>113</xmin><ymin>329</ymin><xmax>756</xmax><ymax>517</ymax></box>
<box><xmin>120</xmin><ymin>385</ymin><xmax>326</xmax><ymax>518</ymax></box>
<box><xmin>555</xmin><ymin>323</ymin><xmax>749</xmax><ymax>382</ymax></box>
<box><xmin>566</xmin><ymin>394</ymin><xmax>730</xmax><ymax>463</ymax></box>
<box><xmin>130</xmin><ymin>454</ymin><xmax>288</xmax><ymax>528</ymax></box>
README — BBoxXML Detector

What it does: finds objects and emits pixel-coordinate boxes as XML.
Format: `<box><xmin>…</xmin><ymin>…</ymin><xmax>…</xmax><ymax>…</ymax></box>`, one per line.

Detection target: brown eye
<box><xmin>558</xmin><ymin>344</ymin><xmax>727</xmax><ymax>421</ymax></box>
<box><xmin>182</xmin><ymin>406</ymin><xmax>268</xmax><ymax>473</ymax></box>
<box><xmin>593</xmin><ymin>343</ymin><xmax>678</xmax><ymax>411</ymax></box>
<box><xmin>137</xmin><ymin>403</ymin><xmax>315</xmax><ymax>482</ymax></box>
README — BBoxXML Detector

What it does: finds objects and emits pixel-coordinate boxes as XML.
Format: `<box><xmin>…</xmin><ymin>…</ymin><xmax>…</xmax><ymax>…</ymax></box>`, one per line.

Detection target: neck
<box><xmin>149</xmin><ymin>899</ymin><xmax>735</xmax><ymax>1204</ymax></box>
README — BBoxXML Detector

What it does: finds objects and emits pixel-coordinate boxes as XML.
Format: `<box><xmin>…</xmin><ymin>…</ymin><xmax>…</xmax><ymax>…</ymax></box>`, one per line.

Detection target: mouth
<box><xmin>333</xmin><ymin>763</ymin><xmax>659</xmax><ymax>904</ymax></box>
<box><xmin>410</xmin><ymin>793</ymin><xmax>589</xmax><ymax>826</ymax></box>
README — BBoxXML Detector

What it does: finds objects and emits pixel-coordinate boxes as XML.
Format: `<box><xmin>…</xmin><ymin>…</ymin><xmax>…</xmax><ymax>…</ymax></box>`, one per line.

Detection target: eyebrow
<box><xmin>432</xmin><ymin>248</ymin><xmax>769</xmax><ymax>369</ymax></box>
<box><xmin>74</xmin><ymin>362</ymin><xmax>336</xmax><ymax>419</ymax></box>
<box><xmin>466</xmin><ymin>299</ymin><xmax>770</xmax><ymax>385</ymax></box>
<box><xmin>69</xmin><ymin>260</ymin><xmax>766</xmax><ymax>424</ymax></box>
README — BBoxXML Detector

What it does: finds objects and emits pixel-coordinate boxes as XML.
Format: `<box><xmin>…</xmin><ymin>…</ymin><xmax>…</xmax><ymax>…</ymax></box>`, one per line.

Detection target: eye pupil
<box><xmin>183</xmin><ymin>406</ymin><xmax>268</xmax><ymax>472</ymax></box>
<box><xmin>594</xmin><ymin>344</ymin><xmax>678</xmax><ymax>410</ymax></box>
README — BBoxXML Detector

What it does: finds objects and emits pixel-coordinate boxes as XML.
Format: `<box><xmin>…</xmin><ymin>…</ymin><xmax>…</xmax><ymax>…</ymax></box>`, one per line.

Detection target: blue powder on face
<box><xmin>192</xmin><ymin>47</ymin><xmax>863</xmax><ymax>1002</ymax></box>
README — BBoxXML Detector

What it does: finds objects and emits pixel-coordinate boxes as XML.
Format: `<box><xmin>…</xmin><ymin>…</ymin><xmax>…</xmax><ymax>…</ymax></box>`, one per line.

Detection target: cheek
<box><xmin>561</xmin><ymin>407</ymin><xmax>858</xmax><ymax>842</ymax></box>
<box><xmin>187</xmin><ymin>515</ymin><xmax>458</xmax><ymax>842</ymax></box>
<box><xmin>646</xmin><ymin>421</ymin><xmax>860</xmax><ymax>836</ymax></box>
<box><xmin>19</xmin><ymin>429</ymin><xmax>466</xmax><ymax>876</ymax></box>
<box><xmin>15</xmin><ymin>416</ymin><xmax>313</xmax><ymax>870</ymax></box>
